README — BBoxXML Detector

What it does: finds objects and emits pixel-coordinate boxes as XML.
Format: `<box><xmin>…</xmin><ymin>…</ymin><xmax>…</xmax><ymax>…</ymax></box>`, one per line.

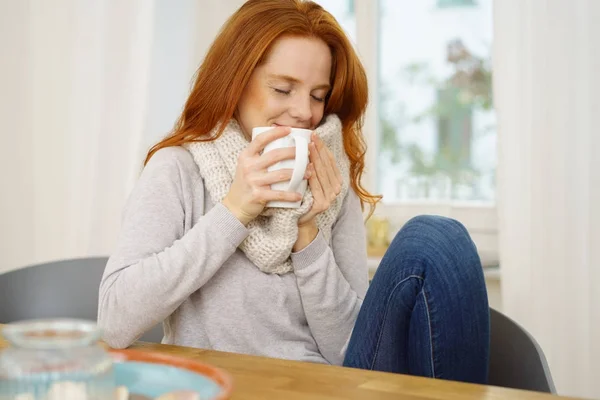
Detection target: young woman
<box><xmin>98</xmin><ymin>0</ymin><xmax>490</xmax><ymax>383</ymax></box>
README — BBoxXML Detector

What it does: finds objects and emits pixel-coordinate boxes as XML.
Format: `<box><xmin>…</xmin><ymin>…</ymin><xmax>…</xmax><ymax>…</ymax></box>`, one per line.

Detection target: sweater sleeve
<box><xmin>290</xmin><ymin>189</ymin><xmax>369</xmax><ymax>365</ymax></box>
<box><xmin>97</xmin><ymin>147</ymin><xmax>249</xmax><ymax>349</ymax></box>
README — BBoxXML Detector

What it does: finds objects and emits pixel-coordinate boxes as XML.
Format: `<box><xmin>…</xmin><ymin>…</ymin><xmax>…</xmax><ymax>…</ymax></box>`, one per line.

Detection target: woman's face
<box><xmin>236</xmin><ymin>36</ymin><xmax>332</xmax><ymax>139</ymax></box>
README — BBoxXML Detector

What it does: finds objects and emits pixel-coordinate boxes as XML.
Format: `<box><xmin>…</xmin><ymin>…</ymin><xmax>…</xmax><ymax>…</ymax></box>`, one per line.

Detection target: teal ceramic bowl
<box><xmin>109</xmin><ymin>349</ymin><xmax>232</xmax><ymax>399</ymax></box>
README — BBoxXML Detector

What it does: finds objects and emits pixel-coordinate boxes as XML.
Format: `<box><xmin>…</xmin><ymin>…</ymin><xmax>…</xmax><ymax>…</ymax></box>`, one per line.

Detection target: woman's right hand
<box><xmin>222</xmin><ymin>126</ymin><xmax>310</xmax><ymax>225</ymax></box>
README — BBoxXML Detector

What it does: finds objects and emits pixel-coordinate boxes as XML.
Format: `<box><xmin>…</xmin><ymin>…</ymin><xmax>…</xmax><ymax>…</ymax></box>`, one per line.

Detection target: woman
<box><xmin>98</xmin><ymin>0</ymin><xmax>490</xmax><ymax>384</ymax></box>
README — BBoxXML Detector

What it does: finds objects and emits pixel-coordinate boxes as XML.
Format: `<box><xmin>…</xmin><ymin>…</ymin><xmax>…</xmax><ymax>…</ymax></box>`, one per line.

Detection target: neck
<box><xmin>232</xmin><ymin>113</ymin><xmax>251</xmax><ymax>141</ymax></box>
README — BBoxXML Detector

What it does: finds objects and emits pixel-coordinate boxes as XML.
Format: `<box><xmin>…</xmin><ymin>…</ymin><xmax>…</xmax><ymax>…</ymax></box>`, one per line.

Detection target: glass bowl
<box><xmin>0</xmin><ymin>319</ymin><xmax>115</xmax><ymax>400</ymax></box>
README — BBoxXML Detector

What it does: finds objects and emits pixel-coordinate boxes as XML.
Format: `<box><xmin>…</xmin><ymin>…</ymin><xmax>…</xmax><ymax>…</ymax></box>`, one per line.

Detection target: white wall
<box><xmin>0</xmin><ymin>1</ymin><xmax>35</xmax><ymax>273</ymax></box>
<box><xmin>141</xmin><ymin>0</ymin><xmax>247</xmax><ymax>153</ymax></box>
<box><xmin>495</xmin><ymin>0</ymin><xmax>600</xmax><ymax>396</ymax></box>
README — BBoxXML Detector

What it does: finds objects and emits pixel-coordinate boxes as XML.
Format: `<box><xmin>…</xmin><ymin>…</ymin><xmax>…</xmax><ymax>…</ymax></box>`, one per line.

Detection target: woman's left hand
<box><xmin>293</xmin><ymin>133</ymin><xmax>343</xmax><ymax>251</ymax></box>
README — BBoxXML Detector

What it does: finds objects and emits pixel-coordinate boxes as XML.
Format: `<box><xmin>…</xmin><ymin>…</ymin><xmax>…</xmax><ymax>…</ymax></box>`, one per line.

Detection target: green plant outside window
<box><xmin>437</xmin><ymin>0</ymin><xmax>476</xmax><ymax>8</ymax></box>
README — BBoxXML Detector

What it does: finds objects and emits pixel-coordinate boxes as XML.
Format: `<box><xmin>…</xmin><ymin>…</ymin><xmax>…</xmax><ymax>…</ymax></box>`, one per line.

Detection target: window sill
<box><xmin>367</xmin><ymin>200</ymin><xmax>498</xmax><ymax>270</ymax></box>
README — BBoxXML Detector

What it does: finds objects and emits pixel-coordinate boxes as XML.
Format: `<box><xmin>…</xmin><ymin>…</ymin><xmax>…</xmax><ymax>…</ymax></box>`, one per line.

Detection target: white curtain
<box><xmin>0</xmin><ymin>1</ymin><xmax>249</xmax><ymax>274</ymax></box>
<box><xmin>495</xmin><ymin>1</ymin><xmax>600</xmax><ymax>398</ymax></box>
<box><xmin>0</xmin><ymin>0</ymin><xmax>156</xmax><ymax>273</ymax></box>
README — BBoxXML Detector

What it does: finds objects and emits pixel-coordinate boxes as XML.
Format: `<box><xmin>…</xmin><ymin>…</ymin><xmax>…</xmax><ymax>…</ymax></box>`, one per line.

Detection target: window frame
<box><xmin>354</xmin><ymin>0</ymin><xmax>498</xmax><ymax>264</ymax></box>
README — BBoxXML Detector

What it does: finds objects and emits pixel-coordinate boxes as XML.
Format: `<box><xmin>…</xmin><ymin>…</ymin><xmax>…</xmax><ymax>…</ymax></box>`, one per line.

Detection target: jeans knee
<box><xmin>389</xmin><ymin>215</ymin><xmax>478</xmax><ymax>260</ymax></box>
<box><xmin>377</xmin><ymin>216</ymin><xmax>485</xmax><ymax>306</ymax></box>
<box><xmin>406</xmin><ymin>215</ymin><xmax>469</xmax><ymax>238</ymax></box>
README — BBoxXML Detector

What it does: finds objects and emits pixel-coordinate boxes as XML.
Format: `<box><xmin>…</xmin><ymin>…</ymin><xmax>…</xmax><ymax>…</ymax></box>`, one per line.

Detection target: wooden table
<box><xmin>0</xmin><ymin>326</ymin><xmax>577</xmax><ymax>400</ymax></box>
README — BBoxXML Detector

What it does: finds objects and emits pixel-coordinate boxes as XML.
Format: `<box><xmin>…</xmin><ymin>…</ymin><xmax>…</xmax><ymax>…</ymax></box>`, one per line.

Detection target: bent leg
<box><xmin>343</xmin><ymin>215</ymin><xmax>490</xmax><ymax>384</ymax></box>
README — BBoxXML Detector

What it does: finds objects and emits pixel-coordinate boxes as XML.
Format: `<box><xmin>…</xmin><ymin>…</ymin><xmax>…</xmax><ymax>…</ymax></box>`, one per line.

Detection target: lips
<box><xmin>271</xmin><ymin>123</ymin><xmax>310</xmax><ymax>129</ymax></box>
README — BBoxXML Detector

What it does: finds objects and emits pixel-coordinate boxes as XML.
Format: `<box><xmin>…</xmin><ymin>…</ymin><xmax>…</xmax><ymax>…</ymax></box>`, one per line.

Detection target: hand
<box><xmin>293</xmin><ymin>133</ymin><xmax>343</xmax><ymax>251</ymax></box>
<box><xmin>223</xmin><ymin>126</ymin><xmax>311</xmax><ymax>225</ymax></box>
<box><xmin>298</xmin><ymin>133</ymin><xmax>343</xmax><ymax>226</ymax></box>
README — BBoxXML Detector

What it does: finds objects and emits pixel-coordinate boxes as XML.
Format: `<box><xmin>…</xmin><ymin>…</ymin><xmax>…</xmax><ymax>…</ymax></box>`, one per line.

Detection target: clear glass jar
<box><xmin>0</xmin><ymin>319</ymin><xmax>115</xmax><ymax>400</ymax></box>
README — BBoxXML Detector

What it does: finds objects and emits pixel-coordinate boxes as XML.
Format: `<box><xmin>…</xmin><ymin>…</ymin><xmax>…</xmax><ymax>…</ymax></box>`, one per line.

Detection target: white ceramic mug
<box><xmin>251</xmin><ymin>127</ymin><xmax>312</xmax><ymax>208</ymax></box>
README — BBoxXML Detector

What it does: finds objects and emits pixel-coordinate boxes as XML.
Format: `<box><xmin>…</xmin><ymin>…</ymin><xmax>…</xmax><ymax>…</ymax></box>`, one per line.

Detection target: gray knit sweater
<box><xmin>97</xmin><ymin>146</ymin><xmax>368</xmax><ymax>365</ymax></box>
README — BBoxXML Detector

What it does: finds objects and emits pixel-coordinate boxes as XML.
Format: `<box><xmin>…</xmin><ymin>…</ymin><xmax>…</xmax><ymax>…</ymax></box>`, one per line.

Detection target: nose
<box><xmin>288</xmin><ymin>93</ymin><xmax>312</xmax><ymax>124</ymax></box>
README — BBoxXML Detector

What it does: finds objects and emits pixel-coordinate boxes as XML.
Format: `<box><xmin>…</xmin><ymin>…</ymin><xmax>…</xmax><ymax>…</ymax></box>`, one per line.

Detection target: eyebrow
<box><xmin>267</xmin><ymin>74</ymin><xmax>331</xmax><ymax>91</ymax></box>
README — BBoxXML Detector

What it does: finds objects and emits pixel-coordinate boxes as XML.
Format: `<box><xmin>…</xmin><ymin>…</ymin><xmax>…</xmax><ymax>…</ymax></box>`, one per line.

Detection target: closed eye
<box><xmin>273</xmin><ymin>86</ymin><xmax>325</xmax><ymax>102</ymax></box>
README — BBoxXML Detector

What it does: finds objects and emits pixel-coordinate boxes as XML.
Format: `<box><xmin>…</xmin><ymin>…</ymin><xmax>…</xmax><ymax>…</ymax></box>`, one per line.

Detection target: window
<box><xmin>317</xmin><ymin>0</ymin><xmax>498</xmax><ymax>264</ymax></box>
<box><xmin>316</xmin><ymin>0</ymin><xmax>357</xmax><ymax>41</ymax></box>
<box><xmin>378</xmin><ymin>0</ymin><xmax>495</xmax><ymax>202</ymax></box>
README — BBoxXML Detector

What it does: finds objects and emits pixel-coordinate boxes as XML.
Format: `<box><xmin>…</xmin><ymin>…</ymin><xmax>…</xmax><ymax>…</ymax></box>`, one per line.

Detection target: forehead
<box><xmin>261</xmin><ymin>36</ymin><xmax>332</xmax><ymax>84</ymax></box>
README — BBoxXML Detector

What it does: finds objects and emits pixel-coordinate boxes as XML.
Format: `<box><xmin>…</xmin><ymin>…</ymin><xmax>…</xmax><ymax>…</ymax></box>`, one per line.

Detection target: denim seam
<box><xmin>421</xmin><ymin>289</ymin><xmax>436</xmax><ymax>378</ymax></box>
<box><xmin>370</xmin><ymin>274</ymin><xmax>424</xmax><ymax>370</ymax></box>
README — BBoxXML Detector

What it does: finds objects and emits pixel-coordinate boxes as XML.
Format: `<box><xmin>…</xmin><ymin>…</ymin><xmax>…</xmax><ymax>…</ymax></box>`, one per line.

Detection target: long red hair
<box><xmin>145</xmin><ymin>0</ymin><xmax>381</xmax><ymax>211</ymax></box>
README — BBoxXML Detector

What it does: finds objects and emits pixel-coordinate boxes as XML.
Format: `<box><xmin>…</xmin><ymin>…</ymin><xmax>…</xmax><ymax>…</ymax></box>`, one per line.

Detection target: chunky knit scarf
<box><xmin>186</xmin><ymin>114</ymin><xmax>350</xmax><ymax>274</ymax></box>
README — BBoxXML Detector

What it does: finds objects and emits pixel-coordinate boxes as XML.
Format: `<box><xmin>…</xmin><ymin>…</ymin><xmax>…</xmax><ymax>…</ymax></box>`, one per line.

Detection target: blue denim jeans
<box><xmin>344</xmin><ymin>215</ymin><xmax>490</xmax><ymax>384</ymax></box>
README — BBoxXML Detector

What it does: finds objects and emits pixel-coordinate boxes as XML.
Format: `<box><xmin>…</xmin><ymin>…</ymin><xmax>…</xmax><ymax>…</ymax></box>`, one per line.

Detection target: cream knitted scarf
<box><xmin>186</xmin><ymin>114</ymin><xmax>350</xmax><ymax>275</ymax></box>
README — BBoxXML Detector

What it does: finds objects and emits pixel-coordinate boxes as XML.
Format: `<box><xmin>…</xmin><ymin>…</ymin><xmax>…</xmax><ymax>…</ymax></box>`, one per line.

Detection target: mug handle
<box><xmin>287</xmin><ymin>136</ymin><xmax>309</xmax><ymax>192</ymax></box>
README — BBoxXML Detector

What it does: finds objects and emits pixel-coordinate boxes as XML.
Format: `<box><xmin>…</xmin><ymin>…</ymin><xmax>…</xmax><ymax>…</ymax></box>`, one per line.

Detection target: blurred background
<box><xmin>1</xmin><ymin>0</ymin><xmax>598</xmax><ymax>398</ymax></box>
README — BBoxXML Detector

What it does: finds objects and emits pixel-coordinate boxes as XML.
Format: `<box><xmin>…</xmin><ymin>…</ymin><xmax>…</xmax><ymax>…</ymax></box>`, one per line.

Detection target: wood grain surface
<box><xmin>0</xmin><ymin>324</ymin><xmax>579</xmax><ymax>400</ymax></box>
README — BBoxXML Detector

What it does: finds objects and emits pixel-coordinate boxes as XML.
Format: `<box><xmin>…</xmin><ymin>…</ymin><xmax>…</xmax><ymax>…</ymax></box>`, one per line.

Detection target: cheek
<box><xmin>245</xmin><ymin>87</ymin><xmax>267</xmax><ymax>114</ymax></box>
<box><xmin>237</xmin><ymin>84</ymin><xmax>268</xmax><ymax>130</ymax></box>
<box><xmin>243</xmin><ymin>88</ymin><xmax>286</xmax><ymax>120</ymax></box>
<box><xmin>311</xmin><ymin>104</ymin><xmax>325</xmax><ymax>128</ymax></box>
<box><xmin>264</xmin><ymin>95</ymin><xmax>289</xmax><ymax>116</ymax></box>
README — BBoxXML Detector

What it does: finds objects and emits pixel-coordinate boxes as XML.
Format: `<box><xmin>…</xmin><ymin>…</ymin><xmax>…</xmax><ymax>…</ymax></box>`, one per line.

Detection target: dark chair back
<box><xmin>0</xmin><ymin>257</ymin><xmax>163</xmax><ymax>343</ymax></box>
<box><xmin>489</xmin><ymin>308</ymin><xmax>555</xmax><ymax>393</ymax></box>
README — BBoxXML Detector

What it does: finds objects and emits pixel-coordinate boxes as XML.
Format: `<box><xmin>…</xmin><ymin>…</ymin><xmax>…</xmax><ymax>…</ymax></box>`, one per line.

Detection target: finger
<box><xmin>260</xmin><ymin>189</ymin><xmax>303</xmax><ymax>204</ymax></box>
<box><xmin>246</xmin><ymin>126</ymin><xmax>291</xmax><ymax>155</ymax></box>
<box><xmin>255</xmin><ymin>147</ymin><xmax>296</xmax><ymax>170</ymax></box>
<box><xmin>327</xmin><ymin>149</ymin><xmax>344</xmax><ymax>189</ymax></box>
<box><xmin>253</xmin><ymin>168</ymin><xmax>310</xmax><ymax>186</ymax></box>
<box><xmin>309</xmin><ymin>141</ymin><xmax>333</xmax><ymax>195</ymax></box>
<box><xmin>314</xmin><ymin>136</ymin><xmax>340</xmax><ymax>195</ymax></box>
<box><xmin>307</xmin><ymin>162</ymin><xmax>325</xmax><ymax>204</ymax></box>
